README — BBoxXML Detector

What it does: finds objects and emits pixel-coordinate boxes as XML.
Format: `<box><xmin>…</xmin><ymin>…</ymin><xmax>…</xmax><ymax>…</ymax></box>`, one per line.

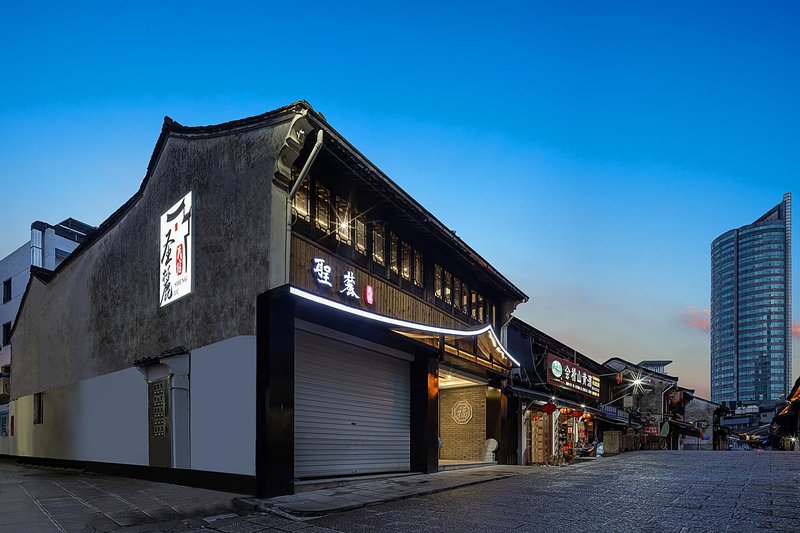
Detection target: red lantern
<box><xmin>542</xmin><ymin>403</ymin><xmax>556</xmax><ymax>414</ymax></box>
<box><xmin>584</xmin><ymin>413</ymin><xmax>592</xmax><ymax>421</ymax></box>
<box><xmin>573</xmin><ymin>410</ymin><xmax>583</xmax><ymax>418</ymax></box>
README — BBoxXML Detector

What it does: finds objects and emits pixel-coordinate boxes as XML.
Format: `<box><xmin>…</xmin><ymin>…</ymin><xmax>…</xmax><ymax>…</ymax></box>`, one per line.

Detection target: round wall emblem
<box><xmin>452</xmin><ymin>400</ymin><xmax>473</xmax><ymax>425</ymax></box>
<box><xmin>551</xmin><ymin>360</ymin><xmax>563</xmax><ymax>378</ymax></box>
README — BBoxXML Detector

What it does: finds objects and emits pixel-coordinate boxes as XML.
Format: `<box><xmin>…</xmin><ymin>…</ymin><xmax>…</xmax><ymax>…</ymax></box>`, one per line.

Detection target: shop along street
<box><xmin>3</xmin><ymin>451</ymin><xmax>800</xmax><ymax>532</ymax></box>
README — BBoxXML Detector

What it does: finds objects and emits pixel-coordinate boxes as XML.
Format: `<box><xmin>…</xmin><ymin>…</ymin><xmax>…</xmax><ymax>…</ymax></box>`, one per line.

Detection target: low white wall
<box><xmin>190</xmin><ymin>335</ymin><xmax>256</xmax><ymax>476</ymax></box>
<box><xmin>11</xmin><ymin>367</ymin><xmax>148</xmax><ymax>465</ymax></box>
<box><xmin>4</xmin><ymin>336</ymin><xmax>257</xmax><ymax>476</ymax></box>
<box><xmin>0</xmin><ymin>402</ymin><xmax>12</xmax><ymax>455</ymax></box>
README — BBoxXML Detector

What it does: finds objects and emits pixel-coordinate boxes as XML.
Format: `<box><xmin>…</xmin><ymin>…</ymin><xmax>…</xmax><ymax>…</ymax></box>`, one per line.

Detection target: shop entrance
<box><xmin>554</xmin><ymin>409</ymin><xmax>596</xmax><ymax>462</ymax></box>
<box><xmin>294</xmin><ymin>327</ymin><xmax>412</xmax><ymax>479</ymax></box>
<box><xmin>527</xmin><ymin>411</ymin><xmax>550</xmax><ymax>464</ymax></box>
<box><xmin>438</xmin><ymin>367</ymin><xmax>489</xmax><ymax>468</ymax></box>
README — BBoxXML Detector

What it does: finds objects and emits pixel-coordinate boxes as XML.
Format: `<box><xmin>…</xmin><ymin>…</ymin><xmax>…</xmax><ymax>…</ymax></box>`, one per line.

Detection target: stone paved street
<box><xmin>310</xmin><ymin>451</ymin><xmax>800</xmax><ymax>532</ymax></box>
<box><xmin>3</xmin><ymin>452</ymin><xmax>800</xmax><ymax>532</ymax></box>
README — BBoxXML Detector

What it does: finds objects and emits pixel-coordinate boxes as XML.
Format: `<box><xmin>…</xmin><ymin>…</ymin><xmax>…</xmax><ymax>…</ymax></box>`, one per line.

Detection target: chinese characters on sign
<box><xmin>159</xmin><ymin>192</ymin><xmax>193</xmax><ymax>306</ymax></box>
<box><xmin>311</xmin><ymin>258</ymin><xmax>370</xmax><ymax>303</ymax></box>
<box><xmin>363</xmin><ymin>284</ymin><xmax>375</xmax><ymax>305</ymax></box>
<box><xmin>547</xmin><ymin>354</ymin><xmax>600</xmax><ymax>398</ymax></box>
<box><xmin>312</xmin><ymin>258</ymin><xmax>333</xmax><ymax>288</ymax></box>
<box><xmin>452</xmin><ymin>400</ymin><xmax>473</xmax><ymax>425</ymax></box>
<box><xmin>339</xmin><ymin>271</ymin><xmax>360</xmax><ymax>299</ymax></box>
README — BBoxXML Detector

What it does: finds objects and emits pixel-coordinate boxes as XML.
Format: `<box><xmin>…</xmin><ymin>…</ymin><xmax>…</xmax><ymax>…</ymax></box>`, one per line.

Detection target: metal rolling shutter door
<box><xmin>295</xmin><ymin>329</ymin><xmax>411</xmax><ymax>479</ymax></box>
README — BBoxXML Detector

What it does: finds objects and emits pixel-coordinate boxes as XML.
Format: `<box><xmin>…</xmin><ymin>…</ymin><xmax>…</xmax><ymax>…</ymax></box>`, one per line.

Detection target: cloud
<box><xmin>681</xmin><ymin>307</ymin><xmax>710</xmax><ymax>333</ymax></box>
<box><xmin>678</xmin><ymin>315</ymin><xmax>800</xmax><ymax>338</ymax></box>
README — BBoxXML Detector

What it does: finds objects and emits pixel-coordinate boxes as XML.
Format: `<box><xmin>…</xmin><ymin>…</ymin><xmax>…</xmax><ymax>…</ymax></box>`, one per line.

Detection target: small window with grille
<box><xmin>373</xmin><ymin>225</ymin><xmax>385</xmax><ymax>265</ymax></box>
<box><xmin>315</xmin><ymin>183</ymin><xmax>331</xmax><ymax>232</ymax></box>
<box><xmin>414</xmin><ymin>251</ymin><xmax>424</xmax><ymax>287</ymax></box>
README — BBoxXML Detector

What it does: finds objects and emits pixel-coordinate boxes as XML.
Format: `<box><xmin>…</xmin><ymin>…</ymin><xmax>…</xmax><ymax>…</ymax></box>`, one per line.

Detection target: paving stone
<box><xmin>6</xmin><ymin>452</ymin><xmax>800</xmax><ymax>531</ymax></box>
<box><xmin>208</xmin><ymin>519</ymin><xmax>268</xmax><ymax>533</ymax></box>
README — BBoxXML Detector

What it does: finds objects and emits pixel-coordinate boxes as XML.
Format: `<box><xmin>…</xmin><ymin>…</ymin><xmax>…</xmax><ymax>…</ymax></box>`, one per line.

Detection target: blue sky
<box><xmin>1</xmin><ymin>1</ymin><xmax>798</xmax><ymax>397</ymax></box>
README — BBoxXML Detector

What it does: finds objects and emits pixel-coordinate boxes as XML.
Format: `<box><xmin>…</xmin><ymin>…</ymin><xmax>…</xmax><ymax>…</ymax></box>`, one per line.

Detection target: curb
<box><xmin>235</xmin><ymin>472</ymin><xmax>519</xmax><ymax>518</ymax></box>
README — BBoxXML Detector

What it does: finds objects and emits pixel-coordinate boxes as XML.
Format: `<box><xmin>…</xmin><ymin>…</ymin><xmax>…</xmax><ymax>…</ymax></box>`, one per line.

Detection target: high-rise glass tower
<box><xmin>710</xmin><ymin>193</ymin><xmax>792</xmax><ymax>405</ymax></box>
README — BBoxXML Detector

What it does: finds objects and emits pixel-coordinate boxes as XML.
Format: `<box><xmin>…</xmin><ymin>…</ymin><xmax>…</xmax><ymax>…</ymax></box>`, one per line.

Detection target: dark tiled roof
<box><xmin>50</xmin><ymin>101</ymin><xmax>527</xmax><ymax>301</ymax></box>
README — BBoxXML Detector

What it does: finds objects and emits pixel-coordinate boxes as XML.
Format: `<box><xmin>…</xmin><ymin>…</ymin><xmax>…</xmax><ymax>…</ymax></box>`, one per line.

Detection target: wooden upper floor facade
<box><xmin>285</xmin><ymin>130</ymin><xmax>527</xmax><ymax>334</ymax></box>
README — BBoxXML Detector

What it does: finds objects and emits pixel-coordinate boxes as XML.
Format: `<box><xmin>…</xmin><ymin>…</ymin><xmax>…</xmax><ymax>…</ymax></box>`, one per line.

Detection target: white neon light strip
<box><xmin>288</xmin><ymin>286</ymin><xmax>520</xmax><ymax>366</ymax></box>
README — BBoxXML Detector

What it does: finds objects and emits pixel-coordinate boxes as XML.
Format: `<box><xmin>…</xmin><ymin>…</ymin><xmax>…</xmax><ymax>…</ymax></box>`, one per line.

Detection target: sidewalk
<box><xmin>0</xmin><ymin>458</ymin><xmax>246</xmax><ymax>532</ymax></box>
<box><xmin>0</xmin><ymin>459</ymin><xmax>572</xmax><ymax>530</ymax></box>
<box><xmin>238</xmin><ymin>465</ymin><xmax>535</xmax><ymax>517</ymax></box>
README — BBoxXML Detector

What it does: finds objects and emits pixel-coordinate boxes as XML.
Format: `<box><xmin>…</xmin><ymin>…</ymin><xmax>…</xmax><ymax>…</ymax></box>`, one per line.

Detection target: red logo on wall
<box><xmin>364</xmin><ymin>284</ymin><xmax>374</xmax><ymax>305</ymax></box>
<box><xmin>176</xmin><ymin>244</ymin><xmax>184</xmax><ymax>275</ymax></box>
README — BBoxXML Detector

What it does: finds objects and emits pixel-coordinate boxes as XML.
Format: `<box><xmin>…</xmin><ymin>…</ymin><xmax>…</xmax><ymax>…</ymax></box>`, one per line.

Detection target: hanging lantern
<box><xmin>573</xmin><ymin>410</ymin><xmax>583</xmax><ymax>418</ymax></box>
<box><xmin>584</xmin><ymin>413</ymin><xmax>592</xmax><ymax>421</ymax></box>
<box><xmin>559</xmin><ymin>408</ymin><xmax>567</xmax><ymax>414</ymax></box>
<box><xmin>542</xmin><ymin>403</ymin><xmax>556</xmax><ymax>414</ymax></box>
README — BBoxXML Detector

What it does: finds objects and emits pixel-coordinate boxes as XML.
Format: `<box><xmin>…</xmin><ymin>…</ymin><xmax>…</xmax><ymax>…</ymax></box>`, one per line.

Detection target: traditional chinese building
<box><xmin>682</xmin><ymin>395</ymin><xmax>720</xmax><ymax>450</ymax></box>
<box><xmin>774</xmin><ymin>376</ymin><xmax>800</xmax><ymax>450</ymax></box>
<box><xmin>5</xmin><ymin>101</ymin><xmax>527</xmax><ymax>496</ymax></box>
<box><xmin>506</xmin><ymin>318</ymin><xmax>618</xmax><ymax>464</ymax></box>
<box><xmin>603</xmin><ymin>357</ymin><xmax>701</xmax><ymax>449</ymax></box>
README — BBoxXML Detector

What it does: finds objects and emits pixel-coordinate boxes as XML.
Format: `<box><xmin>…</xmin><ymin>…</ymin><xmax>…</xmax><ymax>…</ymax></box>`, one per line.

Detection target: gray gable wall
<box><xmin>12</xmin><ymin>119</ymin><xmax>295</xmax><ymax>398</ymax></box>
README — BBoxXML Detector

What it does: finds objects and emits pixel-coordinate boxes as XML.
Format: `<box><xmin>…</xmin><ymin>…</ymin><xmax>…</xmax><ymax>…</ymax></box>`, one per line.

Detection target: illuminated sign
<box><xmin>547</xmin><ymin>354</ymin><xmax>600</xmax><ymax>398</ymax></box>
<box><xmin>312</xmin><ymin>258</ymin><xmax>333</xmax><ymax>288</ymax></box>
<box><xmin>310</xmin><ymin>258</ymin><xmax>359</xmax><ymax>300</ymax></box>
<box><xmin>289</xmin><ymin>286</ymin><xmax>521</xmax><ymax>366</ymax></box>
<box><xmin>159</xmin><ymin>192</ymin><xmax>193</xmax><ymax>306</ymax></box>
<box><xmin>338</xmin><ymin>271</ymin><xmax>360</xmax><ymax>300</ymax></box>
<box><xmin>363</xmin><ymin>284</ymin><xmax>374</xmax><ymax>305</ymax></box>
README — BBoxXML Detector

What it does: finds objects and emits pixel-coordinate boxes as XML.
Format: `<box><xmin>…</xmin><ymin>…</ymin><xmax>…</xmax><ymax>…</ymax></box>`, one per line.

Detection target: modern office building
<box><xmin>1</xmin><ymin>218</ymin><xmax>94</xmax><ymax>368</ymax></box>
<box><xmin>710</xmin><ymin>193</ymin><xmax>792</xmax><ymax>405</ymax></box>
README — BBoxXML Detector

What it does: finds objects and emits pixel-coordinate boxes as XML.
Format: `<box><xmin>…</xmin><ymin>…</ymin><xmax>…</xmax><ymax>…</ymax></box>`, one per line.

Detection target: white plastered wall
<box><xmin>190</xmin><ymin>335</ymin><xmax>256</xmax><ymax>475</ymax></box>
<box><xmin>11</xmin><ymin>367</ymin><xmax>148</xmax><ymax>465</ymax></box>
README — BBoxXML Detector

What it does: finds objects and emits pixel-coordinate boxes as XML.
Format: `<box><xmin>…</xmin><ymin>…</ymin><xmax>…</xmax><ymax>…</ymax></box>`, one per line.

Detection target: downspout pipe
<box><xmin>661</xmin><ymin>382</ymin><xmax>676</xmax><ymax>424</ymax></box>
<box><xmin>289</xmin><ymin>129</ymin><xmax>324</xmax><ymax>200</ymax></box>
<box><xmin>284</xmin><ymin>129</ymin><xmax>324</xmax><ymax>284</ymax></box>
<box><xmin>499</xmin><ymin>315</ymin><xmax>513</xmax><ymax>349</ymax></box>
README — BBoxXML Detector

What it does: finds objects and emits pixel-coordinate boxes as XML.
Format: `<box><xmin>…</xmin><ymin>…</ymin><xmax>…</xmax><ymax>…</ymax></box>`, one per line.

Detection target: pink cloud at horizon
<box><xmin>680</xmin><ymin>307</ymin><xmax>710</xmax><ymax>333</ymax></box>
<box><xmin>680</xmin><ymin>310</ymin><xmax>800</xmax><ymax>339</ymax></box>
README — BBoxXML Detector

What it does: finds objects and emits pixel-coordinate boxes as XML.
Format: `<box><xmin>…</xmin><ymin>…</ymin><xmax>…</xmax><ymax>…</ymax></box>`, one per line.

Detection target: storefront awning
<box><xmin>289</xmin><ymin>286</ymin><xmax>520</xmax><ymax>372</ymax></box>
<box><xmin>663</xmin><ymin>419</ymin><xmax>702</xmax><ymax>438</ymax></box>
<box><xmin>508</xmin><ymin>385</ymin><xmax>622</xmax><ymax>423</ymax></box>
<box><xmin>507</xmin><ymin>385</ymin><xmax>554</xmax><ymax>403</ymax></box>
<box><xmin>589</xmin><ymin>405</ymin><xmax>630</xmax><ymax>426</ymax></box>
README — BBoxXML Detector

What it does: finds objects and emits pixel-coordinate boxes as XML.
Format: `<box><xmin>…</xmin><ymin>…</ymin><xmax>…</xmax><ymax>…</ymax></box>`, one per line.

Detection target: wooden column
<box><xmin>411</xmin><ymin>351</ymin><xmax>439</xmax><ymax>473</ymax></box>
<box><xmin>486</xmin><ymin>383</ymin><xmax>508</xmax><ymax>463</ymax></box>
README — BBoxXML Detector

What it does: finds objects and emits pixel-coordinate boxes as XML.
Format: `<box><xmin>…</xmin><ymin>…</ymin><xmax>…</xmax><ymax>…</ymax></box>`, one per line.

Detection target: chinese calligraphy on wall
<box><xmin>452</xmin><ymin>400</ymin><xmax>473</xmax><ymax>425</ymax></box>
<box><xmin>159</xmin><ymin>192</ymin><xmax>193</xmax><ymax>306</ymax></box>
